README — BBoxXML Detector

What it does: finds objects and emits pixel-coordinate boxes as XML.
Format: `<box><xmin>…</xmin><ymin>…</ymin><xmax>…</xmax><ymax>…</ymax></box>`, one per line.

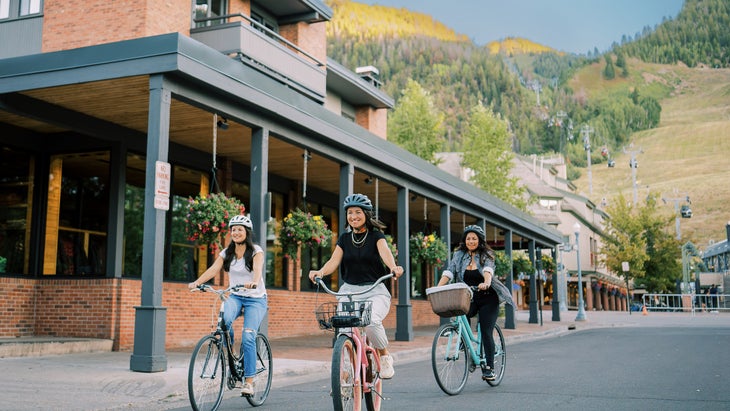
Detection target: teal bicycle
<box><xmin>429</xmin><ymin>285</ymin><xmax>506</xmax><ymax>395</ymax></box>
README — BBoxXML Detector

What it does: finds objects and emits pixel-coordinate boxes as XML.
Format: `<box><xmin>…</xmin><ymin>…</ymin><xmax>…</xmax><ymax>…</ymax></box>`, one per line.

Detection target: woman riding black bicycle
<box><xmin>436</xmin><ymin>225</ymin><xmax>513</xmax><ymax>381</ymax></box>
<box><xmin>188</xmin><ymin>214</ymin><xmax>267</xmax><ymax>397</ymax></box>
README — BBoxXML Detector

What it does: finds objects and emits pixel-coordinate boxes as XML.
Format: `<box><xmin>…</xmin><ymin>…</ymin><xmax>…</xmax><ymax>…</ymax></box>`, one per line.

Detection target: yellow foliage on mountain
<box><xmin>486</xmin><ymin>37</ymin><xmax>558</xmax><ymax>56</ymax></box>
<box><xmin>326</xmin><ymin>0</ymin><xmax>469</xmax><ymax>42</ymax></box>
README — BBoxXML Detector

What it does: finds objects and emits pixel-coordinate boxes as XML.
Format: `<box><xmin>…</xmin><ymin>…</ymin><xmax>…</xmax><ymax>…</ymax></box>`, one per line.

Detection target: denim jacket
<box><xmin>442</xmin><ymin>249</ymin><xmax>514</xmax><ymax>306</ymax></box>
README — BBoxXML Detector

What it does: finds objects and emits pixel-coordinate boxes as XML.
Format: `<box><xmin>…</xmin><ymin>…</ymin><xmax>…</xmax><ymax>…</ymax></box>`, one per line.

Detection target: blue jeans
<box><xmin>223</xmin><ymin>294</ymin><xmax>268</xmax><ymax>378</ymax></box>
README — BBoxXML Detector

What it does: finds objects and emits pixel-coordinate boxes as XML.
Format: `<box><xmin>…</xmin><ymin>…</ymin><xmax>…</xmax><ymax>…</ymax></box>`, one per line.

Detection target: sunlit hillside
<box><xmin>570</xmin><ymin>60</ymin><xmax>730</xmax><ymax>248</ymax></box>
<box><xmin>487</xmin><ymin>37</ymin><xmax>558</xmax><ymax>56</ymax></box>
<box><xmin>326</xmin><ymin>0</ymin><xmax>469</xmax><ymax>42</ymax></box>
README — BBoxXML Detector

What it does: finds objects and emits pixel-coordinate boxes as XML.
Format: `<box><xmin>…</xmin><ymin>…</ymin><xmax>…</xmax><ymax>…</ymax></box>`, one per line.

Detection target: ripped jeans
<box><xmin>222</xmin><ymin>294</ymin><xmax>268</xmax><ymax>378</ymax></box>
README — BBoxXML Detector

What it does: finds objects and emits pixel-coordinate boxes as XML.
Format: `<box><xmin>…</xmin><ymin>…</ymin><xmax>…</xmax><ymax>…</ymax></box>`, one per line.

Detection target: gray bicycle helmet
<box><xmin>343</xmin><ymin>193</ymin><xmax>373</xmax><ymax>211</ymax></box>
<box><xmin>464</xmin><ymin>224</ymin><xmax>485</xmax><ymax>241</ymax></box>
<box><xmin>229</xmin><ymin>214</ymin><xmax>253</xmax><ymax>229</ymax></box>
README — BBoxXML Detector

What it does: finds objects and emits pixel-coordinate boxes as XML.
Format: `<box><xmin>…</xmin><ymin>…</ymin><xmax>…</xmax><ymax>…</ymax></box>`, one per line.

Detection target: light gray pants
<box><xmin>337</xmin><ymin>282</ymin><xmax>391</xmax><ymax>350</ymax></box>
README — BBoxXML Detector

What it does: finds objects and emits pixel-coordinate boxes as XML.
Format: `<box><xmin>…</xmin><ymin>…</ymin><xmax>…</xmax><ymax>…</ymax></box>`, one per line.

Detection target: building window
<box><xmin>0</xmin><ymin>146</ymin><xmax>33</xmax><ymax>274</ymax></box>
<box><xmin>1</xmin><ymin>0</ymin><xmax>42</xmax><ymax>19</ymax></box>
<box><xmin>250</xmin><ymin>8</ymin><xmax>278</xmax><ymax>34</ymax></box>
<box><xmin>193</xmin><ymin>0</ymin><xmax>227</xmax><ymax>28</ymax></box>
<box><xmin>20</xmin><ymin>0</ymin><xmax>41</xmax><ymax>15</ymax></box>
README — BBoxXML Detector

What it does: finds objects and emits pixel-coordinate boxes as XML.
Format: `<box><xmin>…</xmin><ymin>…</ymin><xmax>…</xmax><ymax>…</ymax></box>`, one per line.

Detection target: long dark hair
<box><xmin>456</xmin><ymin>230</ymin><xmax>494</xmax><ymax>264</ymax></box>
<box><xmin>222</xmin><ymin>227</ymin><xmax>256</xmax><ymax>272</ymax></box>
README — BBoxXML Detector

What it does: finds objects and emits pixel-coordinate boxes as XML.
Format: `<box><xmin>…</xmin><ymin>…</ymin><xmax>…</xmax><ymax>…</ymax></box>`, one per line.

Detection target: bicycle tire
<box><xmin>332</xmin><ymin>334</ymin><xmax>361</xmax><ymax>411</ymax></box>
<box><xmin>364</xmin><ymin>348</ymin><xmax>382</xmax><ymax>411</ymax></box>
<box><xmin>431</xmin><ymin>323</ymin><xmax>468</xmax><ymax>395</ymax></box>
<box><xmin>188</xmin><ymin>335</ymin><xmax>226</xmax><ymax>411</ymax></box>
<box><xmin>485</xmin><ymin>324</ymin><xmax>506</xmax><ymax>386</ymax></box>
<box><xmin>246</xmin><ymin>333</ymin><xmax>273</xmax><ymax>407</ymax></box>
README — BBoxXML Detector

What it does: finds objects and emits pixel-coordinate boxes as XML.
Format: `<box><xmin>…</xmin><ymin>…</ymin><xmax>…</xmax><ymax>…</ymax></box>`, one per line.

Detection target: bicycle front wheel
<box><xmin>246</xmin><ymin>333</ymin><xmax>273</xmax><ymax>407</ymax></box>
<box><xmin>431</xmin><ymin>323</ymin><xmax>468</xmax><ymax>395</ymax></box>
<box><xmin>188</xmin><ymin>335</ymin><xmax>226</xmax><ymax>411</ymax></box>
<box><xmin>484</xmin><ymin>324</ymin><xmax>506</xmax><ymax>387</ymax></box>
<box><xmin>332</xmin><ymin>334</ymin><xmax>361</xmax><ymax>411</ymax></box>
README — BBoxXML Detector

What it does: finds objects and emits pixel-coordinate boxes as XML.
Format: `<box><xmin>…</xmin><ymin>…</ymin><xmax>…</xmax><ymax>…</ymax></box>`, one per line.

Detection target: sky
<box><xmin>356</xmin><ymin>0</ymin><xmax>685</xmax><ymax>54</ymax></box>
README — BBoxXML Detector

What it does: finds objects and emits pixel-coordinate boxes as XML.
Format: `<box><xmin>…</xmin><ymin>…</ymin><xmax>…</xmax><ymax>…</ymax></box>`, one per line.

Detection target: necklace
<box><xmin>351</xmin><ymin>229</ymin><xmax>368</xmax><ymax>248</ymax></box>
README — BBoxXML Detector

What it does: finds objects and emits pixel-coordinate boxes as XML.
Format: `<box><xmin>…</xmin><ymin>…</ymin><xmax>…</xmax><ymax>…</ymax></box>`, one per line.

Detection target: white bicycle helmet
<box><xmin>229</xmin><ymin>214</ymin><xmax>253</xmax><ymax>229</ymax></box>
<box><xmin>343</xmin><ymin>193</ymin><xmax>373</xmax><ymax>211</ymax></box>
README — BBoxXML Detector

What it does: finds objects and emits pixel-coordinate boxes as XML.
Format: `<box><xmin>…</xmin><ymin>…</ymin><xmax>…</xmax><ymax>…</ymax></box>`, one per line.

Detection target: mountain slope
<box><xmin>571</xmin><ymin>60</ymin><xmax>730</xmax><ymax>247</ymax></box>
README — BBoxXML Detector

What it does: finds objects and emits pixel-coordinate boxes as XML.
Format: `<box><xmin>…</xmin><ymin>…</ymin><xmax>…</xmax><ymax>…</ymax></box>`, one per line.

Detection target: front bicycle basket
<box><xmin>315</xmin><ymin>300</ymin><xmax>373</xmax><ymax>330</ymax></box>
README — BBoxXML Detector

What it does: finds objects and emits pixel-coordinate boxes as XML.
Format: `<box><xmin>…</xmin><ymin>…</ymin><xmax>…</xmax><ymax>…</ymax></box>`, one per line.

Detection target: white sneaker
<box><xmin>380</xmin><ymin>355</ymin><xmax>394</xmax><ymax>379</ymax></box>
<box><xmin>241</xmin><ymin>381</ymin><xmax>254</xmax><ymax>396</ymax></box>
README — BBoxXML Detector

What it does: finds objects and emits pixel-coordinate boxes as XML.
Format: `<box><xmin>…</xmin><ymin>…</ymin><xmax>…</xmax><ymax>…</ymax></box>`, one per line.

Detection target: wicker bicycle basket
<box><xmin>315</xmin><ymin>300</ymin><xmax>373</xmax><ymax>331</ymax></box>
<box><xmin>426</xmin><ymin>283</ymin><xmax>473</xmax><ymax>317</ymax></box>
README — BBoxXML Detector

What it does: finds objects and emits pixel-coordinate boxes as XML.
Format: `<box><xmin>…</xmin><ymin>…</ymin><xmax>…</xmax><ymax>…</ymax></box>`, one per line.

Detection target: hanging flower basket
<box><xmin>184</xmin><ymin>193</ymin><xmax>246</xmax><ymax>253</ymax></box>
<box><xmin>277</xmin><ymin>208</ymin><xmax>333</xmax><ymax>258</ymax></box>
<box><xmin>409</xmin><ymin>232</ymin><xmax>449</xmax><ymax>266</ymax></box>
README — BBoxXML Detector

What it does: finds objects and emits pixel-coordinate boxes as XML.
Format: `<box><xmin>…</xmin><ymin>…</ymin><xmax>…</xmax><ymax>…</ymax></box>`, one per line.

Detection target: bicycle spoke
<box><xmin>432</xmin><ymin>323</ymin><xmax>469</xmax><ymax>395</ymax></box>
<box><xmin>188</xmin><ymin>336</ymin><xmax>225</xmax><ymax>411</ymax></box>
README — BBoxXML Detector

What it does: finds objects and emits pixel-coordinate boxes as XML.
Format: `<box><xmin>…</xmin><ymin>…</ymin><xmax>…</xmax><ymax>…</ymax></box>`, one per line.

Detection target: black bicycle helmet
<box><xmin>464</xmin><ymin>224</ymin><xmax>485</xmax><ymax>241</ymax></box>
<box><xmin>229</xmin><ymin>214</ymin><xmax>253</xmax><ymax>229</ymax></box>
<box><xmin>343</xmin><ymin>193</ymin><xmax>373</xmax><ymax>211</ymax></box>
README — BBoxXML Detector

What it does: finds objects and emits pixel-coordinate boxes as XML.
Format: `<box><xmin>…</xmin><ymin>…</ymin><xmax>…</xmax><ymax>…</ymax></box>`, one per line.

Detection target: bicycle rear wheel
<box><xmin>332</xmin><ymin>334</ymin><xmax>361</xmax><ymax>411</ymax></box>
<box><xmin>484</xmin><ymin>324</ymin><xmax>506</xmax><ymax>387</ymax></box>
<box><xmin>364</xmin><ymin>349</ymin><xmax>381</xmax><ymax>411</ymax></box>
<box><xmin>246</xmin><ymin>333</ymin><xmax>273</xmax><ymax>406</ymax></box>
<box><xmin>188</xmin><ymin>335</ymin><xmax>226</xmax><ymax>411</ymax></box>
<box><xmin>431</xmin><ymin>323</ymin><xmax>469</xmax><ymax>395</ymax></box>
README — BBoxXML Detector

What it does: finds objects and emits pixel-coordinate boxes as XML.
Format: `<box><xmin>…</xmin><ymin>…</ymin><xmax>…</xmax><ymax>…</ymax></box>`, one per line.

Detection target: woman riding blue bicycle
<box><xmin>436</xmin><ymin>225</ymin><xmax>513</xmax><ymax>381</ymax></box>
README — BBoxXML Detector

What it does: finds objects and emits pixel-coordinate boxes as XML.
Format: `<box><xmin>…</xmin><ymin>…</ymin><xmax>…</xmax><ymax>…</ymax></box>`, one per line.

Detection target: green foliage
<box><xmin>461</xmin><ymin>103</ymin><xmax>528</xmax><ymax>211</ymax></box>
<box><xmin>388</xmin><ymin>79</ymin><xmax>445</xmax><ymax>163</ymax></box>
<box><xmin>277</xmin><ymin>208</ymin><xmax>333</xmax><ymax>259</ymax></box>
<box><xmin>512</xmin><ymin>253</ymin><xmax>534</xmax><ymax>275</ymax></box>
<box><xmin>409</xmin><ymin>232</ymin><xmax>449</xmax><ymax>266</ymax></box>
<box><xmin>494</xmin><ymin>251</ymin><xmax>511</xmax><ymax>278</ymax></box>
<box><xmin>603</xmin><ymin>55</ymin><xmax>616</xmax><ymax>80</ymax></box>
<box><xmin>618</xmin><ymin>0</ymin><xmax>730</xmax><ymax>68</ymax></box>
<box><xmin>601</xmin><ymin>192</ymin><xmax>681</xmax><ymax>293</ymax></box>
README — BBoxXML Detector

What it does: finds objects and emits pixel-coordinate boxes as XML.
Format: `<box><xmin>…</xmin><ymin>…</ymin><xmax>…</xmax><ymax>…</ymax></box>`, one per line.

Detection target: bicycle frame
<box><xmin>449</xmin><ymin>314</ymin><xmax>484</xmax><ymax>369</ymax></box>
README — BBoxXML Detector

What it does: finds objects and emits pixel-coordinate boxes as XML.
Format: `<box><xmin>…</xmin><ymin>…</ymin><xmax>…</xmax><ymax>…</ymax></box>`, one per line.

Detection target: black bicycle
<box><xmin>188</xmin><ymin>283</ymin><xmax>272</xmax><ymax>410</ymax></box>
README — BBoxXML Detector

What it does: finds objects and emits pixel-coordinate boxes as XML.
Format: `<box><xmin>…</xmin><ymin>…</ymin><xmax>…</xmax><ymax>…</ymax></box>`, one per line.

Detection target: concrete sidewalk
<box><xmin>1</xmin><ymin>310</ymin><xmax>726</xmax><ymax>411</ymax></box>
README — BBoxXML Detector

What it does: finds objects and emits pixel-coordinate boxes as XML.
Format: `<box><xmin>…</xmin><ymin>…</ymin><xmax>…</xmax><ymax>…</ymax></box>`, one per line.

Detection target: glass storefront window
<box><xmin>0</xmin><ymin>146</ymin><xmax>33</xmax><ymax>274</ymax></box>
<box><xmin>45</xmin><ymin>152</ymin><xmax>109</xmax><ymax>276</ymax></box>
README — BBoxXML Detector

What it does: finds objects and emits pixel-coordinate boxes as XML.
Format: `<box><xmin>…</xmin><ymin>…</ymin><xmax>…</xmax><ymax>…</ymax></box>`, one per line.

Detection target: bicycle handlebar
<box><xmin>191</xmin><ymin>283</ymin><xmax>256</xmax><ymax>300</ymax></box>
<box><xmin>314</xmin><ymin>273</ymin><xmax>394</xmax><ymax>298</ymax></box>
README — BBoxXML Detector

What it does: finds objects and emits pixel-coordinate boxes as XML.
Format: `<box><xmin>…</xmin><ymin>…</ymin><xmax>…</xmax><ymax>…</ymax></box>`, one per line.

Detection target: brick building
<box><xmin>0</xmin><ymin>0</ymin><xmax>562</xmax><ymax>371</ymax></box>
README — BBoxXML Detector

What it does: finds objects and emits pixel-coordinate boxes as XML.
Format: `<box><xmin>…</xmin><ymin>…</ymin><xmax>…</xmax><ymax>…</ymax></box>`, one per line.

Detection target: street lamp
<box><xmin>574</xmin><ymin>222</ymin><xmax>587</xmax><ymax>321</ymax></box>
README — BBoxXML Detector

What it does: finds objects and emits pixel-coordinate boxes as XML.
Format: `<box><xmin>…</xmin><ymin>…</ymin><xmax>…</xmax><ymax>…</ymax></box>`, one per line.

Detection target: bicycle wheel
<box><xmin>431</xmin><ymin>323</ymin><xmax>468</xmax><ymax>395</ymax></box>
<box><xmin>188</xmin><ymin>335</ymin><xmax>226</xmax><ymax>411</ymax></box>
<box><xmin>332</xmin><ymin>334</ymin><xmax>361</xmax><ymax>411</ymax></box>
<box><xmin>484</xmin><ymin>324</ymin><xmax>506</xmax><ymax>387</ymax></box>
<box><xmin>246</xmin><ymin>333</ymin><xmax>273</xmax><ymax>407</ymax></box>
<box><xmin>364</xmin><ymin>349</ymin><xmax>382</xmax><ymax>411</ymax></box>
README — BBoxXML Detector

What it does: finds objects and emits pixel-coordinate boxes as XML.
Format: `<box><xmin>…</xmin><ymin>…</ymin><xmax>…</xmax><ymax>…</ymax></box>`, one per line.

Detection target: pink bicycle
<box><xmin>314</xmin><ymin>274</ymin><xmax>393</xmax><ymax>411</ymax></box>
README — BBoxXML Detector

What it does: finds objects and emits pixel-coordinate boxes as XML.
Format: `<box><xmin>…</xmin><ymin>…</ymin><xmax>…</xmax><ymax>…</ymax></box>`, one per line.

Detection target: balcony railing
<box><xmin>191</xmin><ymin>13</ymin><xmax>326</xmax><ymax>101</ymax></box>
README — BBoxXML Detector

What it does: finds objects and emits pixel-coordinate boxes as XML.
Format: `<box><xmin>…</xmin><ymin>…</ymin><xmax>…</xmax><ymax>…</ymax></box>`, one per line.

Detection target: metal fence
<box><xmin>642</xmin><ymin>293</ymin><xmax>728</xmax><ymax>313</ymax></box>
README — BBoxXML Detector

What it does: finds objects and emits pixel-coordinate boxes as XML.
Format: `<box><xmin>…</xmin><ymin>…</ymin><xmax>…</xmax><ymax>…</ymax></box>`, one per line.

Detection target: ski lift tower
<box><xmin>581</xmin><ymin>124</ymin><xmax>594</xmax><ymax>195</ymax></box>
<box><xmin>623</xmin><ymin>144</ymin><xmax>643</xmax><ymax>206</ymax></box>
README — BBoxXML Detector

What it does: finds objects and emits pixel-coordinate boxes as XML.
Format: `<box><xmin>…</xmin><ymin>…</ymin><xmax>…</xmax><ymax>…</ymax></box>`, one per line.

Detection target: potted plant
<box><xmin>277</xmin><ymin>208</ymin><xmax>333</xmax><ymax>258</ymax></box>
<box><xmin>409</xmin><ymin>232</ymin><xmax>449</xmax><ymax>266</ymax></box>
<box><xmin>184</xmin><ymin>192</ymin><xmax>246</xmax><ymax>254</ymax></box>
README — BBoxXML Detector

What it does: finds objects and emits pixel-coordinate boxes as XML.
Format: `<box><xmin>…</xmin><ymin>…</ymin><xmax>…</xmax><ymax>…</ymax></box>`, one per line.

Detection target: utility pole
<box><xmin>581</xmin><ymin>124</ymin><xmax>594</xmax><ymax>195</ymax></box>
<box><xmin>623</xmin><ymin>144</ymin><xmax>643</xmax><ymax>206</ymax></box>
